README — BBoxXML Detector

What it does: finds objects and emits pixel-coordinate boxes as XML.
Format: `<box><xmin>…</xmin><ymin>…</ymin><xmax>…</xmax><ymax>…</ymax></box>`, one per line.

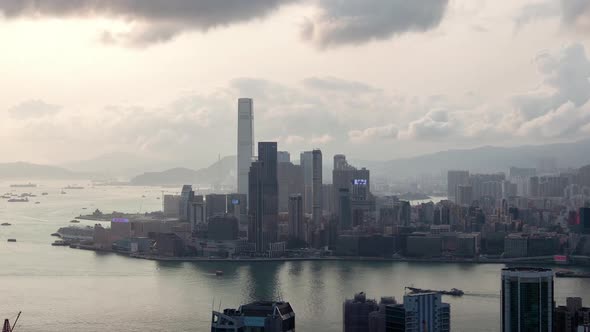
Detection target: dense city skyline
<box><xmin>1</xmin><ymin>1</ymin><xmax>590</xmax><ymax>166</ymax></box>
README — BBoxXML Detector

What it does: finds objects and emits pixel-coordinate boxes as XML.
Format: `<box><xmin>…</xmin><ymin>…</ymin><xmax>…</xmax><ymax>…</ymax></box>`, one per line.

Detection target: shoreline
<box><xmin>70</xmin><ymin>245</ymin><xmax>590</xmax><ymax>267</ymax></box>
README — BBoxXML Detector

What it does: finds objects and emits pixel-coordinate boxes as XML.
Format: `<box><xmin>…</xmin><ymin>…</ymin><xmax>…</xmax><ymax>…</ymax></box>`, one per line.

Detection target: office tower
<box><xmin>278</xmin><ymin>161</ymin><xmax>304</xmax><ymax>212</ymax></box>
<box><xmin>555</xmin><ymin>297</ymin><xmax>590</xmax><ymax>332</ymax></box>
<box><xmin>447</xmin><ymin>170</ymin><xmax>469</xmax><ymax>202</ymax></box>
<box><xmin>322</xmin><ymin>183</ymin><xmax>334</xmax><ymax>214</ymax></box>
<box><xmin>312</xmin><ymin>149</ymin><xmax>323</xmax><ymax>226</ymax></box>
<box><xmin>288</xmin><ymin>194</ymin><xmax>304</xmax><ymax>242</ymax></box>
<box><xmin>456</xmin><ymin>185</ymin><xmax>473</xmax><ymax>206</ymax></box>
<box><xmin>188</xmin><ymin>194</ymin><xmax>205</xmax><ymax>232</ymax></box>
<box><xmin>332</xmin><ymin>154</ymin><xmax>371</xmax><ymax>222</ymax></box>
<box><xmin>227</xmin><ymin>193</ymin><xmax>247</xmax><ymax>225</ymax></box>
<box><xmin>205</xmin><ymin>194</ymin><xmax>227</xmax><ymax>221</ymax></box>
<box><xmin>343</xmin><ymin>292</ymin><xmax>379</xmax><ymax>332</ymax></box>
<box><xmin>529</xmin><ymin>176</ymin><xmax>540</xmax><ymax>197</ymax></box>
<box><xmin>300</xmin><ymin>151</ymin><xmax>314</xmax><ymax>214</ymax></box>
<box><xmin>384</xmin><ymin>292</ymin><xmax>450</xmax><ymax>332</ymax></box>
<box><xmin>501</xmin><ymin>267</ymin><xmax>554</xmax><ymax>332</ymax></box>
<box><xmin>207</xmin><ymin>215</ymin><xmax>239</xmax><ymax>241</ymax></box>
<box><xmin>278</xmin><ymin>151</ymin><xmax>291</xmax><ymax>163</ymax></box>
<box><xmin>248</xmin><ymin>142</ymin><xmax>279</xmax><ymax>253</ymax></box>
<box><xmin>179</xmin><ymin>185</ymin><xmax>193</xmax><ymax>221</ymax></box>
<box><xmin>162</xmin><ymin>194</ymin><xmax>181</xmax><ymax>218</ymax></box>
<box><xmin>211</xmin><ymin>301</ymin><xmax>295</xmax><ymax>332</ymax></box>
<box><xmin>339</xmin><ymin>188</ymin><xmax>352</xmax><ymax>230</ymax></box>
<box><xmin>237</xmin><ymin>98</ymin><xmax>254</xmax><ymax>197</ymax></box>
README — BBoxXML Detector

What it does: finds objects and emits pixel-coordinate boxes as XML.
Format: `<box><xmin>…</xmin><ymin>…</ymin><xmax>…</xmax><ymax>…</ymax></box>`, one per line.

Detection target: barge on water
<box><xmin>555</xmin><ymin>270</ymin><xmax>590</xmax><ymax>278</ymax></box>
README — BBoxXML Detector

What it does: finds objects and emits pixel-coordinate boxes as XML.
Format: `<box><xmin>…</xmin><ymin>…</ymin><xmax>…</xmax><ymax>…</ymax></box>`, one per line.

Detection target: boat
<box><xmin>10</xmin><ymin>183</ymin><xmax>36</xmax><ymax>188</ymax></box>
<box><xmin>406</xmin><ymin>286</ymin><xmax>464</xmax><ymax>297</ymax></box>
<box><xmin>215</xmin><ymin>270</ymin><xmax>224</xmax><ymax>276</ymax></box>
<box><xmin>7</xmin><ymin>198</ymin><xmax>28</xmax><ymax>203</ymax></box>
<box><xmin>35</xmin><ymin>202</ymin><xmax>40</xmax><ymax>204</ymax></box>
<box><xmin>60</xmin><ymin>191</ymin><xmax>66</xmax><ymax>194</ymax></box>
<box><xmin>555</xmin><ymin>270</ymin><xmax>590</xmax><ymax>278</ymax></box>
<box><xmin>50</xmin><ymin>232</ymin><xmax>61</xmax><ymax>237</ymax></box>
<box><xmin>51</xmin><ymin>240</ymin><xmax>70</xmax><ymax>246</ymax></box>
<box><xmin>7</xmin><ymin>239</ymin><xmax>16</xmax><ymax>242</ymax></box>
<box><xmin>0</xmin><ymin>195</ymin><xmax>10</xmax><ymax>199</ymax></box>
<box><xmin>64</xmin><ymin>186</ymin><xmax>84</xmax><ymax>189</ymax></box>
<box><xmin>70</xmin><ymin>219</ymin><xmax>80</xmax><ymax>224</ymax></box>
<box><xmin>1</xmin><ymin>223</ymin><xmax>11</xmax><ymax>226</ymax></box>
<box><xmin>41</xmin><ymin>192</ymin><xmax>48</xmax><ymax>196</ymax></box>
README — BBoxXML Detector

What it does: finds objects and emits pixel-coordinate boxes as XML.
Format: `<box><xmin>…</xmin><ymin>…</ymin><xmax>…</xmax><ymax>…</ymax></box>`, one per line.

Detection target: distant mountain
<box><xmin>61</xmin><ymin>152</ymin><xmax>172</xmax><ymax>178</ymax></box>
<box><xmin>362</xmin><ymin>139</ymin><xmax>590</xmax><ymax>180</ymax></box>
<box><xmin>0</xmin><ymin>162</ymin><xmax>83</xmax><ymax>179</ymax></box>
<box><xmin>130</xmin><ymin>156</ymin><xmax>236</xmax><ymax>186</ymax></box>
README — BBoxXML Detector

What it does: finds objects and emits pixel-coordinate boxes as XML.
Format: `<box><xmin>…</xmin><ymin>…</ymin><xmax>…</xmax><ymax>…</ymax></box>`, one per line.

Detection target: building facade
<box><xmin>237</xmin><ymin>98</ymin><xmax>254</xmax><ymax>198</ymax></box>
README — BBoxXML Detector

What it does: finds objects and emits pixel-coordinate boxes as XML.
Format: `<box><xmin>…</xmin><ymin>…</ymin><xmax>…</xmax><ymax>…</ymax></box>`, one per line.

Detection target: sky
<box><xmin>1</xmin><ymin>0</ymin><xmax>590</xmax><ymax>168</ymax></box>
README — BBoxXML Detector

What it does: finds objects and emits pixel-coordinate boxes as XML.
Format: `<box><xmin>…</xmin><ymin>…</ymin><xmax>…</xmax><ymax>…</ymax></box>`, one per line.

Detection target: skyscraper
<box><xmin>447</xmin><ymin>170</ymin><xmax>469</xmax><ymax>202</ymax></box>
<box><xmin>343</xmin><ymin>292</ymin><xmax>379</xmax><ymax>332</ymax></box>
<box><xmin>312</xmin><ymin>149</ymin><xmax>323</xmax><ymax>226</ymax></box>
<box><xmin>211</xmin><ymin>301</ymin><xmax>295</xmax><ymax>332</ymax></box>
<box><xmin>237</xmin><ymin>98</ymin><xmax>254</xmax><ymax>198</ymax></box>
<box><xmin>248</xmin><ymin>142</ymin><xmax>279</xmax><ymax>253</ymax></box>
<box><xmin>501</xmin><ymin>267</ymin><xmax>554</xmax><ymax>332</ymax></box>
<box><xmin>300</xmin><ymin>151</ymin><xmax>314</xmax><ymax>214</ymax></box>
<box><xmin>288</xmin><ymin>194</ymin><xmax>304</xmax><ymax>242</ymax></box>
<box><xmin>179</xmin><ymin>184</ymin><xmax>193</xmax><ymax>221</ymax></box>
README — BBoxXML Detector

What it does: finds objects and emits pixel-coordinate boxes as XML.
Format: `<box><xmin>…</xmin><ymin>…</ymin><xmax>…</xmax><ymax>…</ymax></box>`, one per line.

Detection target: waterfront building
<box><xmin>211</xmin><ymin>301</ymin><xmax>295</xmax><ymax>332</ymax></box>
<box><xmin>288</xmin><ymin>194</ymin><xmax>304</xmax><ymax>243</ymax></box>
<box><xmin>300</xmin><ymin>151</ymin><xmax>314</xmax><ymax>214</ymax></box>
<box><xmin>162</xmin><ymin>194</ymin><xmax>181</xmax><ymax>218</ymax></box>
<box><xmin>188</xmin><ymin>194</ymin><xmax>205</xmax><ymax>232</ymax></box>
<box><xmin>385</xmin><ymin>292</ymin><xmax>450</xmax><ymax>332</ymax></box>
<box><xmin>110</xmin><ymin>218</ymin><xmax>131</xmax><ymax>241</ymax></box>
<box><xmin>179</xmin><ymin>184</ymin><xmax>193</xmax><ymax>221</ymax></box>
<box><xmin>205</xmin><ymin>194</ymin><xmax>227</xmax><ymax>221</ymax></box>
<box><xmin>312</xmin><ymin>149</ymin><xmax>323</xmax><ymax>227</ymax></box>
<box><xmin>332</xmin><ymin>155</ymin><xmax>371</xmax><ymax>221</ymax></box>
<box><xmin>501</xmin><ymin>267</ymin><xmax>554</xmax><ymax>332</ymax></box>
<box><xmin>248</xmin><ymin>142</ymin><xmax>279</xmax><ymax>253</ymax></box>
<box><xmin>207</xmin><ymin>215</ymin><xmax>239</xmax><ymax>241</ymax></box>
<box><xmin>447</xmin><ymin>170</ymin><xmax>469</xmax><ymax>202</ymax></box>
<box><xmin>343</xmin><ymin>292</ymin><xmax>379</xmax><ymax>332</ymax></box>
<box><xmin>237</xmin><ymin>98</ymin><xmax>254</xmax><ymax>198</ymax></box>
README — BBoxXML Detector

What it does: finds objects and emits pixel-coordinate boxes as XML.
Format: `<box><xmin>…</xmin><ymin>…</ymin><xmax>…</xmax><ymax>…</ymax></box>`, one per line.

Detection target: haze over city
<box><xmin>1</xmin><ymin>0</ymin><xmax>590</xmax><ymax>168</ymax></box>
<box><xmin>3</xmin><ymin>1</ymin><xmax>590</xmax><ymax>332</ymax></box>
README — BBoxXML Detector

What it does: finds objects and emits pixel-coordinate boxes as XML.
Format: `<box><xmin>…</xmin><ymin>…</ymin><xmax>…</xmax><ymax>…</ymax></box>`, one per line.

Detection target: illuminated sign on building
<box><xmin>231</xmin><ymin>198</ymin><xmax>240</xmax><ymax>205</ymax></box>
<box><xmin>112</xmin><ymin>218</ymin><xmax>129</xmax><ymax>223</ymax></box>
<box><xmin>352</xmin><ymin>179</ymin><xmax>368</xmax><ymax>185</ymax></box>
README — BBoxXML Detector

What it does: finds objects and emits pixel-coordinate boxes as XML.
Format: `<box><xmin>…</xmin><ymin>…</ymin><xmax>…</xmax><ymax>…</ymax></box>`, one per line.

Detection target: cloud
<box><xmin>0</xmin><ymin>0</ymin><xmax>294</xmax><ymax>46</ymax></box>
<box><xmin>8</xmin><ymin>100</ymin><xmax>61</xmax><ymax>119</ymax></box>
<box><xmin>302</xmin><ymin>0</ymin><xmax>449</xmax><ymax>48</ymax></box>
<box><xmin>310</xmin><ymin>134</ymin><xmax>334</xmax><ymax>145</ymax></box>
<box><xmin>302</xmin><ymin>76</ymin><xmax>379</xmax><ymax>93</ymax></box>
<box><xmin>349</xmin><ymin>124</ymin><xmax>399</xmax><ymax>143</ymax></box>
<box><xmin>516</xmin><ymin>0</ymin><xmax>590</xmax><ymax>32</ymax></box>
<box><xmin>400</xmin><ymin>109</ymin><xmax>454</xmax><ymax>140</ymax></box>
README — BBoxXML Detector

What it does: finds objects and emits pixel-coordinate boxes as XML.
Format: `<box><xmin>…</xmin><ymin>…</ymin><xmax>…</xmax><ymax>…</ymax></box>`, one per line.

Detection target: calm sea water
<box><xmin>0</xmin><ymin>182</ymin><xmax>589</xmax><ymax>331</ymax></box>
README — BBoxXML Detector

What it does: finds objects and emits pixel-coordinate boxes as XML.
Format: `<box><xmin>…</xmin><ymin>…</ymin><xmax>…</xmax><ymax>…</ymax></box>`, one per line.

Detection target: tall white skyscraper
<box><xmin>237</xmin><ymin>98</ymin><xmax>254</xmax><ymax>197</ymax></box>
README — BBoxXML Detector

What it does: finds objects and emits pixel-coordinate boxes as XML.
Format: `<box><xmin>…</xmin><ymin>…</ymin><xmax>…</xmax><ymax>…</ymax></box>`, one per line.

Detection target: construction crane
<box><xmin>2</xmin><ymin>311</ymin><xmax>21</xmax><ymax>332</ymax></box>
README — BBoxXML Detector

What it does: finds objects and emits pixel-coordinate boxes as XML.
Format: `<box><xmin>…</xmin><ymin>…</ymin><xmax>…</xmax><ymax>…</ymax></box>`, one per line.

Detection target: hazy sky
<box><xmin>1</xmin><ymin>0</ymin><xmax>590</xmax><ymax>168</ymax></box>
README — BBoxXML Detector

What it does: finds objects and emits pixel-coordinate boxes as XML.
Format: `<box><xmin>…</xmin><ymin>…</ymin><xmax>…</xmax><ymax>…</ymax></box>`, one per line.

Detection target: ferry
<box><xmin>7</xmin><ymin>239</ymin><xmax>16</xmax><ymax>242</ymax></box>
<box><xmin>64</xmin><ymin>185</ymin><xmax>84</xmax><ymax>190</ymax></box>
<box><xmin>1</xmin><ymin>223</ymin><xmax>11</xmax><ymax>226</ymax></box>
<box><xmin>70</xmin><ymin>219</ymin><xmax>80</xmax><ymax>224</ymax></box>
<box><xmin>41</xmin><ymin>192</ymin><xmax>48</xmax><ymax>196</ymax></box>
<box><xmin>10</xmin><ymin>183</ymin><xmax>36</xmax><ymax>188</ymax></box>
<box><xmin>406</xmin><ymin>286</ymin><xmax>464</xmax><ymax>297</ymax></box>
<box><xmin>51</xmin><ymin>240</ymin><xmax>70</xmax><ymax>246</ymax></box>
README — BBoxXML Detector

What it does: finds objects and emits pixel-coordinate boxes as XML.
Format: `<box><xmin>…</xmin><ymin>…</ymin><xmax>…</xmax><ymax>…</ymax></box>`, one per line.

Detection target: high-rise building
<box><xmin>343</xmin><ymin>292</ymin><xmax>379</xmax><ymax>332</ymax></box>
<box><xmin>339</xmin><ymin>188</ymin><xmax>352</xmax><ymax>230</ymax></box>
<box><xmin>288</xmin><ymin>194</ymin><xmax>304</xmax><ymax>242</ymax></box>
<box><xmin>447</xmin><ymin>170</ymin><xmax>469</xmax><ymax>202</ymax></box>
<box><xmin>237</xmin><ymin>98</ymin><xmax>254</xmax><ymax>198</ymax></box>
<box><xmin>162</xmin><ymin>194</ymin><xmax>181</xmax><ymax>218</ymax></box>
<box><xmin>205</xmin><ymin>194</ymin><xmax>227</xmax><ymax>221</ymax></box>
<box><xmin>501</xmin><ymin>267</ymin><xmax>554</xmax><ymax>332</ymax></box>
<box><xmin>555</xmin><ymin>297</ymin><xmax>590</xmax><ymax>332</ymax></box>
<box><xmin>581</xmin><ymin>207</ymin><xmax>590</xmax><ymax>234</ymax></box>
<box><xmin>300</xmin><ymin>151</ymin><xmax>314</xmax><ymax>214</ymax></box>
<box><xmin>332</xmin><ymin>155</ymin><xmax>371</xmax><ymax>222</ymax></box>
<box><xmin>385</xmin><ymin>292</ymin><xmax>450</xmax><ymax>332</ymax></box>
<box><xmin>278</xmin><ymin>151</ymin><xmax>291</xmax><ymax>163</ymax></box>
<box><xmin>456</xmin><ymin>185</ymin><xmax>473</xmax><ymax>206</ymax></box>
<box><xmin>179</xmin><ymin>185</ymin><xmax>193</xmax><ymax>221</ymax></box>
<box><xmin>278</xmin><ymin>161</ymin><xmax>304</xmax><ymax>212</ymax></box>
<box><xmin>248</xmin><ymin>142</ymin><xmax>279</xmax><ymax>253</ymax></box>
<box><xmin>211</xmin><ymin>301</ymin><xmax>295</xmax><ymax>332</ymax></box>
<box><xmin>312</xmin><ymin>149</ymin><xmax>323</xmax><ymax>226</ymax></box>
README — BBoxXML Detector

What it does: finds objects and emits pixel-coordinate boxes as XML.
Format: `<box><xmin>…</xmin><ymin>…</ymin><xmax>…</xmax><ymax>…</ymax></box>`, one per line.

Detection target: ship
<box><xmin>1</xmin><ymin>223</ymin><xmax>11</xmax><ymax>226</ymax></box>
<box><xmin>7</xmin><ymin>239</ymin><xmax>16</xmax><ymax>242</ymax></box>
<box><xmin>10</xmin><ymin>183</ymin><xmax>36</xmax><ymax>188</ymax></box>
<box><xmin>51</xmin><ymin>240</ymin><xmax>70</xmax><ymax>246</ymax></box>
<box><xmin>7</xmin><ymin>198</ymin><xmax>28</xmax><ymax>203</ymax></box>
<box><xmin>555</xmin><ymin>270</ymin><xmax>590</xmax><ymax>278</ymax></box>
<box><xmin>41</xmin><ymin>192</ymin><xmax>48</xmax><ymax>196</ymax></box>
<box><xmin>406</xmin><ymin>286</ymin><xmax>464</xmax><ymax>297</ymax></box>
<box><xmin>64</xmin><ymin>185</ymin><xmax>84</xmax><ymax>190</ymax></box>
